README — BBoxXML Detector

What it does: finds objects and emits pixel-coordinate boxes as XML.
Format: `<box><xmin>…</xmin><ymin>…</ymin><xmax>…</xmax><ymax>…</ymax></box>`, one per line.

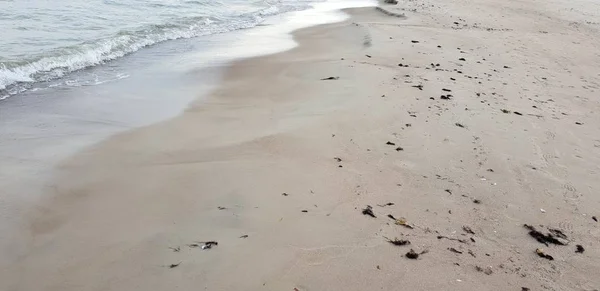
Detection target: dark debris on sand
<box><xmin>377</xmin><ymin>202</ymin><xmax>395</xmax><ymax>207</ymax></box>
<box><xmin>169</xmin><ymin>262</ymin><xmax>181</xmax><ymax>269</ymax></box>
<box><xmin>385</xmin><ymin>237</ymin><xmax>411</xmax><ymax>246</ymax></box>
<box><xmin>362</xmin><ymin>205</ymin><xmax>376</xmax><ymax>218</ymax></box>
<box><xmin>536</xmin><ymin>248</ymin><xmax>554</xmax><ymax>260</ymax></box>
<box><xmin>462</xmin><ymin>226</ymin><xmax>475</xmax><ymax>235</ymax></box>
<box><xmin>437</xmin><ymin>235</ymin><xmax>468</xmax><ymax>244</ymax></box>
<box><xmin>405</xmin><ymin>249</ymin><xmax>428</xmax><ymax>259</ymax></box>
<box><xmin>524</xmin><ymin>224</ymin><xmax>567</xmax><ymax>246</ymax></box>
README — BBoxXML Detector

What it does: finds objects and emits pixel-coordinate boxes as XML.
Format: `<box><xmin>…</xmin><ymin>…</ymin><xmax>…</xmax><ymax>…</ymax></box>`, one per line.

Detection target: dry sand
<box><xmin>3</xmin><ymin>0</ymin><xmax>600</xmax><ymax>290</ymax></box>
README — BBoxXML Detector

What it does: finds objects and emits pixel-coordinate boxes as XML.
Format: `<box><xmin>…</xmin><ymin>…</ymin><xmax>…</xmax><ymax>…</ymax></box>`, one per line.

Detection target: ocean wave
<box><xmin>0</xmin><ymin>0</ymin><xmax>321</xmax><ymax>99</ymax></box>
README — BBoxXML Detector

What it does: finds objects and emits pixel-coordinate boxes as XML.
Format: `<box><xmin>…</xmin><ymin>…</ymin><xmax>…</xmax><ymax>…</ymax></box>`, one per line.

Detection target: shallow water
<box><xmin>0</xmin><ymin>0</ymin><xmax>322</xmax><ymax>99</ymax></box>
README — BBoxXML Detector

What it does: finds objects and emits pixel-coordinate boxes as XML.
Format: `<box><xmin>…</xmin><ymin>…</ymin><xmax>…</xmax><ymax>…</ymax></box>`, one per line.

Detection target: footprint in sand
<box><xmin>562</xmin><ymin>182</ymin><xmax>581</xmax><ymax>202</ymax></box>
<box><xmin>563</xmin><ymin>182</ymin><xmax>577</xmax><ymax>192</ymax></box>
<box><xmin>558</xmin><ymin>221</ymin><xmax>574</xmax><ymax>232</ymax></box>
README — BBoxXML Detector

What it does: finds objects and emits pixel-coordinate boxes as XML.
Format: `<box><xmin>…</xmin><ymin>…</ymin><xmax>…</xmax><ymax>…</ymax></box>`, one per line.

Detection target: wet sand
<box><xmin>3</xmin><ymin>0</ymin><xmax>600</xmax><ymax>290</ymax></box>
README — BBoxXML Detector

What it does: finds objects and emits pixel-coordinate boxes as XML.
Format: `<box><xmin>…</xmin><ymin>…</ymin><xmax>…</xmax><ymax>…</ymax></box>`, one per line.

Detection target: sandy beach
<box><xmin>3</xmin><ymin>0</ymin><xmax>600</xmax><ymax>290</ymax></box>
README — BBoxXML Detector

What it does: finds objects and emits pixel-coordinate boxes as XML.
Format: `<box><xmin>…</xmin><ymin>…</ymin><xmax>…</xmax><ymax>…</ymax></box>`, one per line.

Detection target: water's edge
<box><xmin>0</xmin><ymin>0</ymin><xmax>377</xmax><ymax>265</ymax></box>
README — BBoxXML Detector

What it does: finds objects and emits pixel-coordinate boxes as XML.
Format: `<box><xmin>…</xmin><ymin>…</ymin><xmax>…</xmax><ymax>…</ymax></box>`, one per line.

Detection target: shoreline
<box><xmin>4</xmin><ymin>0</ymin><xmax>600</xmax><ymax>290</ymax></box>
<box><xmin>0</xmin><ymin>0</ymin><xmax>375</xmax><ymax>263</ymax></box>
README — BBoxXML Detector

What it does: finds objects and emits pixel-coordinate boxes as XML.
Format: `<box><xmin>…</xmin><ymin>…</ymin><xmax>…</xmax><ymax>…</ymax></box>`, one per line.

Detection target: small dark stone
<box><xmin>514</xmin><ymin>111</ymin><xmax>523</xmax><ymax>116</ymax></box>
<box><xmin>576</xmin><ymin>245</ymin><xmax>585</xmax><ymax>253</ymax></box>
<box><xmin>459</xmin><ymin>58</ymin><xmax>466</xmax><ymax>61</ymax></box>
<box><xmin>386</xmin><ymin>141</ymin><xmax>396</xmax><ymax>146</ymax></box>
<box><xmin>593</xmin><ymin>216</ymin><xmax>598</xmax><ymax>222</ymax></box>
<box><xmin>395</xmin><ymin>147</ymin><xmax>404</xmax><ymax>151</ymax></box>
<box><xmin>473</xmin><ymin>199</ymin><xmax>481</xmax><ymax>204</ymax></box>
<box><xmin>405</xmin><ymin>249</ymin><xmax>419</xmax><ymax>259</ymax></box>
<box><xmin>576</xmin><ymin>122</ymin><xmax>583</xmax><ymax>125</ymax></box>
<box><xmin>442</xmin><ymin>88</ymin><xmax>452</xmax><ymax>92</ymax></box>
<box><xmin>301</xmin><ymin>210</ymin><xmax>308</xmax><ymax>213</ymax></box>
<box><xmin>411</xmin><ymin>40</ymin><xmax>420</xmax><ymax>43</ymax></box>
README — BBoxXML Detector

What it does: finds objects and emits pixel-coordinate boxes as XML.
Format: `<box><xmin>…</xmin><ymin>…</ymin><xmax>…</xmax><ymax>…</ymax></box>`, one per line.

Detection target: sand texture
<box><xmin>3</xmin><ymin>0</ymin><xmax>600</xmax><ymax>290</ymax></box>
